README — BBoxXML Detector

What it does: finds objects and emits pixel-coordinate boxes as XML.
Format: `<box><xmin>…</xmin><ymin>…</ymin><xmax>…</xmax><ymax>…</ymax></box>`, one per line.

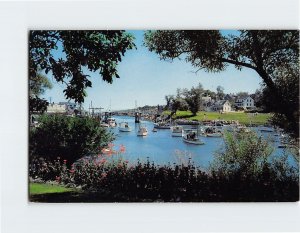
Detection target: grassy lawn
<box><xmin>166</xmin><ymin>111</ymin><xmax>271</xmax><ymax>125</ymax></box>
<box><xmin>29</xmin><ymin>183</ymin><xmax>75</xmax><ymax>195</ymax></box>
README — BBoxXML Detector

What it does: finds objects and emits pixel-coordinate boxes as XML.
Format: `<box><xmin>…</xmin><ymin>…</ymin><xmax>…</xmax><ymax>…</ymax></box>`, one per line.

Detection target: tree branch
<box><xmin>221</xmin><ymin>58</ymin><xmax>257</xmax><ymax>70</ymax></box>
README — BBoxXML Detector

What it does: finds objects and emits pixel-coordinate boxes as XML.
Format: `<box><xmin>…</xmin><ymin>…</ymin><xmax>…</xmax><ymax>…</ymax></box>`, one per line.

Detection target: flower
<box><xmin>100</xmin><ymin>158</ymin><xmax>106</xmax><ymax>164</ymax></box>
<box><xmin>108</xmin><ymin>143</ymin><xmax>114</xmax><ymax>149</ymax></box>
<box><xmin>119</xmin><ymin>144</ymin><xmax>126</xmax><ymax>153</ymax></box>
<box><xmin>101</xmin><ymin>172</ymin><xmax>107</xmax><ymax>178</ymax></box>
<box><xmin>70</xmin><ymin>169</ymin><xmax>75</xmax><ymax>173</ymax></box>
<box><xmin>63</xmin><ymin>159</ymin><xmax>67</xmax><ymax>164</ymax></box>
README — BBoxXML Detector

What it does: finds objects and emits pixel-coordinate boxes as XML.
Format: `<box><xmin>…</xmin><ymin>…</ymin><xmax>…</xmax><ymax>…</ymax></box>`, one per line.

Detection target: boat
<box><xmin>137</xmin><ymin>125</ymin><xmax>148</xmax><ymax>136</ymax></box>
<box><xmin>152</xmin><ymin>128</ymin><xmax>158</xmax><ymax>132</ymax></box>
<box><xmin>204</xmin><ymin>127</ymin><xmax>222</xmax><ymax>137</ymax></box>
<box><xmin>171</xmin><ymin>125</ymin><xmax>183</xmax><ymax>137</ymax></box>
<box><xmin>107</xmin><ymin>117</ymin><xmax>117</xmax><ymax>127</ymax></box>
<box><xmin>118</xmin><ymin>122</ymin><xmax>132</xmax><ymax>132</ymax></box>
<box><xmin>153</xmin><ymin>122</ymin><xmax>171</xmax><ymax>129</ymax></box>
<box><xmin>182</xmin><ymin>130</ymin><xmax>204</xmax><ymax>145</ymax></box>
<box><xmin>100</xmin><ymin>123</ymin><xmax>110</xmax><ymax>128</ymax></box>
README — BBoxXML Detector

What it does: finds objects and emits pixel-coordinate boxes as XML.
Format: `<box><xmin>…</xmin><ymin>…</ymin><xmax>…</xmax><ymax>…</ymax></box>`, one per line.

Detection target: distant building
<box><xmin>211</xmin><ymin>100</ymin><xmax>232</xmax><ymax>112</ymax></box>
<box><xmin>235</xmin><ymin>96</ymin><xmax>255</xmax><ymax>109</ymax></box>
<box><xmin>47</xmin><ymin>103</ymin><xmax>67</xmax><ymax>113</ymax></box>
<box><xmin>202</xmin><ymin>96</ymin><xmax>212</xmax><ymax>103</ymax></box>
<box><xmin>47</xmin><ymin>102</ymin><xmax>77</xmax><ymax>114</ymax></box>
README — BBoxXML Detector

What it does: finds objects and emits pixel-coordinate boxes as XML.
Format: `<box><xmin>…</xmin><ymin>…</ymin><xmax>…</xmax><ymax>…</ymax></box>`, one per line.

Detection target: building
<box><xmin>235</xmin><ymin>96</ymin><xmax>255</xmax><ymax>109</ymax></box>
<box><xmin>211</xmin><ymin>100</ymin><xmax>232</xmax><ymax>112</ymax></box>
<box><xmin>47</xmin><ymin>103</ymin><xmax>67</xmax><ymax>113</ymax></box>
<box><xmin>47</xmin><ymin>102</ymin><xmax>78</xmax><ymax>114</ymax></box>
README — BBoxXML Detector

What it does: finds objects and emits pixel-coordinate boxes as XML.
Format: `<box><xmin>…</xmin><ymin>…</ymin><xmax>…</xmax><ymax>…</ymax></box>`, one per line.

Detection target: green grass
<box><xmin>29</xmin><ymin>183</ymin><xmax>75</xmax><ymax>195</ymax></box>
<box><xmin>166</xmin><ymin>111</ymin><xmax>271</xmax><ymax>125</ymax></box>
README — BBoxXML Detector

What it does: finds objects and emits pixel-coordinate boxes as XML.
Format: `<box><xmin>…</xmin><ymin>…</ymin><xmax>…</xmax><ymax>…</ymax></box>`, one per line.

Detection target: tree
<box><xmin>182</xmin><ymin>83</ymin><xmax>204</xmax><ymax>115</ymax></box>
<box><xmin>236</xmin><ymin>91</ymin><xmax>249</xmax><ymax>99</ymax></box>
<box><xmin>260</xmin><ymin>64</ymin><xmax>299</xmax><ymax>137</ymax></box>
<box><xmin>216</xmin><ymin>85</ymin><xmax>225</xmax><ymax>100</ymax></box>
<box><xmin>144</xmin><ymin>30</ymin><xmax>299</xmax><ymax>137</ymax></box>
<box><xmin>29</xmin><ymin>30</ymin><xmax>136</xmax><ymax>104</ymax></box>
<box><xmin>29</xmin><ymin>72</ymin><xmax>53</xmax><ymax>114</ymax></box>
<box><xmin>170</xmin><ymin>97</ymin><xmax>188</xmax><ymax>115</ymax></box>
<box><xmin>164</xmin><ymin>95</ymin><xmax>174</xmax><ymax>110</ymax></box>
<box><xmin>30</xmin><ymin>115</ymin><xmax>114</xmax><ymax>166</ymax></box>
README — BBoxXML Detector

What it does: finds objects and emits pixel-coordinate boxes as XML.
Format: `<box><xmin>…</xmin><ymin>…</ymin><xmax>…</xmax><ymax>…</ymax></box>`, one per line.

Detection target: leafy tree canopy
<box><xmin>144</xmin><ymin>30</ymin><xmax>299</xmax><ymax>137</ymax></box>
<box><xmin>29</xmin><ymin>30</ymin><xmax>136</xmax><ymax>103</ymax></box>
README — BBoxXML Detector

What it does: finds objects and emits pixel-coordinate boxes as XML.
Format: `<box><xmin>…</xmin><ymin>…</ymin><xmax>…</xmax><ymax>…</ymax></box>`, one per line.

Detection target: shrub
<box><xmin>29</xmin><ymin>115</ymin><xmax>114</xmax><ymax>165</ymax></box>
<box><xmin>29</xmin><ymin>136</ymin><xmax>299</xmax><ymax>202</ymax></box>
<box><xmin>210</xmin><ymin>131</ymin><xmax>274</xmax><ymax>178</ymax></box>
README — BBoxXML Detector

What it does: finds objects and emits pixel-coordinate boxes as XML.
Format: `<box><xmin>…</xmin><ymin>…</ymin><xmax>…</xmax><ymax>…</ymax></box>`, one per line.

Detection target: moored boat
<box><xmin>182</xmin><ymin>131</ymin><xmax>204</xmax><ymax>145</ymax></box>
<box><xmin>154</xmin><ymin>122</ymin><xmax>171</xmax><ymax>129</ymax></box>
<box><xmin>204</xmin><ymin>127</ymin><xmax>222</xmax><ymax>137</ymax></box>
<box><xmin>107</xmin><ymin>117</ymin><xmax>117</xmax><ymax>127</ymax></box>
<box><xmin>137</xmin><ymin>125</ymin><xmax>148</xmax><ymax>136</ymax></box>
<box><xmin>171</xmin><ymin>125</ymin><xmax>183</xmax><ymax>137</ymax></box>
<box><xmin>118</xmin><ymin>122</ymin><xmax>132</xmax><ymax>132</ymax></box>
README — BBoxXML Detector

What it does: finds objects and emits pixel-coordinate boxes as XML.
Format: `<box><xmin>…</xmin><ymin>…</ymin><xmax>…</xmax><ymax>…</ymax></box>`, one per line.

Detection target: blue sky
<box><xmin>42</xmin><ymin>30</ymin><xmax>262</xmax><ymax>111</ymax></box>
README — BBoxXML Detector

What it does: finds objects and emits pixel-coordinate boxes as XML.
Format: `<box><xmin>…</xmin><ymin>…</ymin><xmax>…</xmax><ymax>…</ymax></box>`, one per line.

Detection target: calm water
<box><xmin>108</xmin><ymin>116</ymin><xmax>296</xmax><ymax>169</ymax></box>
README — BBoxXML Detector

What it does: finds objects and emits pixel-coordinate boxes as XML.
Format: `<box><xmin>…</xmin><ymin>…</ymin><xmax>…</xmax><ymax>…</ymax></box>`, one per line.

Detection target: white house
<box><xmin>235</xmin><ymin>96</ymin><xmax>255</xmax><ymax>109</ymax></box>
<box><xmin>47</xmin><ymin>103</ymin><xmax>67</xmax><ymax>113</ymax></box>
<box><xmin>47</xmin><ymin>102</ymin><xmax>77</xmax><ymax>114</ymax></box>
<box><xmin>211</xmin><ymin>100</ymin><xmax>232</xmax><ymax>112</ymax></box>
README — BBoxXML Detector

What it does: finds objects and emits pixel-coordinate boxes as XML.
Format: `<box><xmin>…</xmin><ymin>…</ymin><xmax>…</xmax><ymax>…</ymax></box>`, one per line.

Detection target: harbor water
<box><xmin>108</xmin><ymin>116</ymin><xmax>297</xmax><ymax>169</ymax></box>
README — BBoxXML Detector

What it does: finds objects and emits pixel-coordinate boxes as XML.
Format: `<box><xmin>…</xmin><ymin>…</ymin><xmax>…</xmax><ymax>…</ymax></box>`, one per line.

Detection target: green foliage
<box><xmin>210</xmin><ymin>131</ymin><xmax>274</xmax><ymax>177</ymax></box>
<box><xmin>29</xmin><ymin>96</ymin><xmax>49</xmax><ymax>114</ymax></box>
<box><xmin>30</xmin><ymin>115</ymin><xmax>114</xmax><ymax>165</ymax></box>
<box><xmin>29</xmin><ymin>72</ymin><xmax>53</xmax><ymax>114</ymax></box>
<box><xmin>182</xmin><ymin>83</ymin><xmax>204</xmax><ymax>115</ymax></box>
<box><xmin>29</xmin><ymin>30</ymin><xmax>136</xmax><ymax>103</ymax></box>
<box><xmin>29</xmin><ymin>156</ymin><xmax>299</xmax><ymax>202</ymax></box>
<box><xmin>29</xmin><ymin>72</ymin><xmax>53</xmax><ymax>97</ymax></box>
<box><xmin>144</xmin><ymin>30</ymin><xmax>299</xmax><ymax>137</ymax></box>
<box><xmin>261</xmin><ymin>64</ymin><xmax>299</xmax><ymax>137</ymax></box>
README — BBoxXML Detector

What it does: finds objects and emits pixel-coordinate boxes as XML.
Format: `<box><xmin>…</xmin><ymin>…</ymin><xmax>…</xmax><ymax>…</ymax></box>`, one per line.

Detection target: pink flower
<box><xmin>63</xmin><ymin>159</ymin><xmax>67</xmax><ymax>164</ymax></box>
<box><xmin>101</xmin><ymin>172</ymin><xmax>107</xmax><ymax>178</ymax></box>
<box><xmin>100</xmin><ymin>158</ymin><xmax>106</xmax><ymax>164</ymax></box>
<box><xmin>119</xmin><ymin>144</ymin><xmax>126</xmax><ymax>153</ymax></box>
<box><xmin>70</xmin><ymin>169</ymin><xmax>75</xmax><ymax>173</ymax></box>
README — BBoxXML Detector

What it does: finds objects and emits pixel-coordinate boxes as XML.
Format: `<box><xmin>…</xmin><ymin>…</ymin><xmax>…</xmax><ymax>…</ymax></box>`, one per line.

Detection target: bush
<box><xmin>29</xmin><ymin>133</ymin><xmax>299</xmax><ymax>202</ymax></box>
<box><xmin>210</xmin><ymin>131</ymin><xmax>274</xmax><ymax>178</ymax></box>
<box><xmin>29</xmin><ymin>115</ymin><xmax>114</xmax><ymax>165</ymax></box>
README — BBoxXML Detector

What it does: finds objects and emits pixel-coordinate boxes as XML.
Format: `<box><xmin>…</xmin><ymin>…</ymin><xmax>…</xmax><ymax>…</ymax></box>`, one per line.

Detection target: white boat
<box><xmin>137</xmin><ymin>125</ymin><xmax>148</xmax><ymax>136</ymax></box>
<box><xmin>100</xmin><ymin>123</ymin><xmax>110</xmax><ymax>128</ymax></box>
<box><xmin>154</xmin><ymin>122</ymin><xmax>171</xmax><ymax>129</ymax></box>
<box><xmin>118</xmin><ymin>122</ymin><xmax>131</xmax><ymax>132</ymax></box>
<box><xmin>171</xmin><ymin>125</ymin><xmax>183</xmax><ymax>137</ymax></box>
<box><xmin>152</xmin><ymin>128</ymin><xmax>158</xmax><ymax>132</ymax></box>
<box><xmin>107</xmin><ymin>117</ymin><xmax>117</xmax><ymax>127</ymax></box>
<box><xmin>182</xmin><ymin>131</ymin><xmax>204</xmax><ymax>145</ymax></box>
<box><xmin>206</xmin><ymin>132</ymin><xmax>223</xmax><ymax>137</ymax></box>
